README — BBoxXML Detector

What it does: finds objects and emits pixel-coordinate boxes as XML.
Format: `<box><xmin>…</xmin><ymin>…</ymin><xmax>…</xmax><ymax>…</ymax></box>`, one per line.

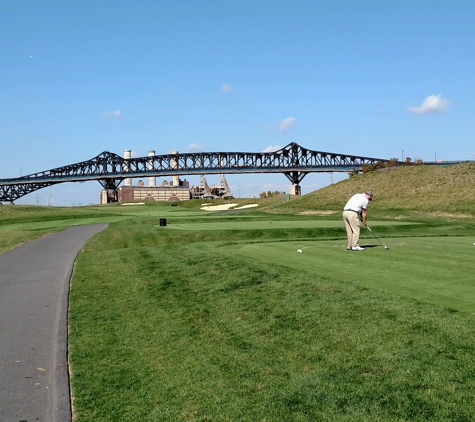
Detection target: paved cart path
<box><xmin>0</xmin><ymin>224</ymin><xmax>107</xmax><ymax>422</ymax></box>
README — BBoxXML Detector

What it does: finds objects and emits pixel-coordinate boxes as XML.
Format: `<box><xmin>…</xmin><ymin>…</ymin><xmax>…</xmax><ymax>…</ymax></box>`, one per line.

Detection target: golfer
<box><xmin>343</xmin><ymin>190</ymin><xmax>373</xmax><ymax>251</ymax></box>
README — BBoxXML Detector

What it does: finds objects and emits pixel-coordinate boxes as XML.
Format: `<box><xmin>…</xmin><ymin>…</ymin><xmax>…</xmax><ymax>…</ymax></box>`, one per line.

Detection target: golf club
<box><xmin>366</xmin><ymin>226</ymin><xmax>389</xmax><ymax>249</ymax></box>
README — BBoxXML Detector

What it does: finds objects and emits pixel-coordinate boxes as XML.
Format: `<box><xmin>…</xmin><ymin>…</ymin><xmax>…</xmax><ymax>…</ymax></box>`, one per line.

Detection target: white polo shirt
<box><xmin>344</xmin><ymin>193</ymin><xmax>369</xmax><ymax>213</ymax></box>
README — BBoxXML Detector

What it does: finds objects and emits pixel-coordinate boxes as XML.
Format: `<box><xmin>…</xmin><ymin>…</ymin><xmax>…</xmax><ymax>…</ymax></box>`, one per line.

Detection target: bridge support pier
<box><xmin>98</xmin><ymin>178</ymin><xmax>123</xmax><ymax>204</ymax></box>
<box><xmin>100</xmin><ymin>189</ymin><xmax>119</xmax><ymax>204</ymax></box>
<box><xmin>290</xmin><ymin>184</ymin><xmax>301</xmax><ymax>196</ymax></box>
<box><xmin>285</xmin><ymin>170</ymin><xmax>306</xmax><ymax>196</ymax></box>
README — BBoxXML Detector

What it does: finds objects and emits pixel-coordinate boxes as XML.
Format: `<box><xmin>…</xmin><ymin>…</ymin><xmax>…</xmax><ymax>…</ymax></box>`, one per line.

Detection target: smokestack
<box><xmin>172</xmin><ymin>150</ymin><xmax>179</xmax><ymax>186</ymax></box>
<box><xmin>124</xmin><ymin>150</ymin><xmax>132</xmax><ymax>186</ymax></box>
<box><xmin>148</xmin><ymin>150</ymin><xmax>156</xmax><ymax>186</ymax></box>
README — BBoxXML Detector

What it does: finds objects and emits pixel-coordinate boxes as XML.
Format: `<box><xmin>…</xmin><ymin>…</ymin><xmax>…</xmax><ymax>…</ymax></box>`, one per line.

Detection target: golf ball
<box><xmin>297</xmin><ymin>249</ymin><xmax>302</xmax><ymax>253</ymax></box>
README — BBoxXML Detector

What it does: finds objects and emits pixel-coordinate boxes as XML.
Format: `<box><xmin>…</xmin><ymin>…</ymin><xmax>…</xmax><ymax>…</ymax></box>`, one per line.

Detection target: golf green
<box><xmin>223</xmin><ymin>236</ymin><xmax>475</xmax><ymax>313</ymax></box>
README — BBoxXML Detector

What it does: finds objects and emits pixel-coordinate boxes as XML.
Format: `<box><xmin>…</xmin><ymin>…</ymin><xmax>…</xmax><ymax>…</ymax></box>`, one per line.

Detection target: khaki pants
<box><xmin>343</xmin><ymin>210</ymin><xmax>360</xmax><ymax>248</ymax></box>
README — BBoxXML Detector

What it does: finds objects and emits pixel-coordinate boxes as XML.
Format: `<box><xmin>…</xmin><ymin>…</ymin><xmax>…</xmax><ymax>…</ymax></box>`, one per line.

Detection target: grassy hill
<box><xmin>262</xmin><ymin>162</ymin><xmax>475</xmax><ymax>218</ymax></box>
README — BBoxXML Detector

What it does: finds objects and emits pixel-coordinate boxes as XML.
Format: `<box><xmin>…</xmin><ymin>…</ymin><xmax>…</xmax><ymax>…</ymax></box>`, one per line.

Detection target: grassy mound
<box><xmin>263</xmin><ymin>162</ymin><xmax>475</xmax><ymax>218</ymax></box>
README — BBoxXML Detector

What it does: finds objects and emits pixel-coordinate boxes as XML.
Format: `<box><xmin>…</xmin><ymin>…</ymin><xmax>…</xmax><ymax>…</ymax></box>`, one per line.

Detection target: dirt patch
<box><xmin>299</xmin><ymin>210</ymin><xmax>337</xmax><ymax>216</ymax></box>
<box><xmin>314</xmin><ymin>285</ymin><xmax>333</xmax><ymax>291</ymax></box>
<box><xmin>417</xmin><ymin>211</ymin><xmax>473</xmax><ymax>219</ymax></box>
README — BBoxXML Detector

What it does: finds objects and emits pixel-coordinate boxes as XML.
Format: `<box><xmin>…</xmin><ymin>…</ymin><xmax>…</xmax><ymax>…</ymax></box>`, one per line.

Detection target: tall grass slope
<box><xmin>264</xmin><ymin>162</ymin><xmax>475</xmax><ymax>217</ymax></box>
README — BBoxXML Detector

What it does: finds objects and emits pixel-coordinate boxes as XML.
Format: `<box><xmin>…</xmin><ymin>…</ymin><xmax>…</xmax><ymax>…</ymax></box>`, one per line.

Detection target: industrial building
<box><xmin>191</xmin><ymin>174</ymin><xmax>233</xmax><ymax>199</ymax></box>
<box><xmin>100</xmin><ymin>149</ymin><xmax>233</xmax><ymax>204</ymax></box>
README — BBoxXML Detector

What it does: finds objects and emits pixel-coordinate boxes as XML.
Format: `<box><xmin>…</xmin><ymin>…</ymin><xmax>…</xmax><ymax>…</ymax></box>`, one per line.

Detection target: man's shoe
<box><xmin>352</xmin><ymin>246</ymin><xmax>365</xmax><ymax>251</ymax></box>
<box><xmin>346</xmin><ymin>247</ymin><xmax>352</xmax><ymax>251</ymax></box>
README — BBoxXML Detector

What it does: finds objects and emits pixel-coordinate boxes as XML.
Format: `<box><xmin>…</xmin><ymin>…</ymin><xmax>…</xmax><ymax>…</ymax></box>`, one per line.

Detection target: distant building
<box><xmin>191</xmin><ymin>174</ymin><xmax>233</xmax><ymax>199</ymax></box>
<box><xmin>99</xmin><ymin>149</ymin><xmax>233</xmax><ymax>204</ymax></box>
<box><xmin>100</xmin><ymin>179</ymin><xmax>191</xmax><ymax>204</ymax></box>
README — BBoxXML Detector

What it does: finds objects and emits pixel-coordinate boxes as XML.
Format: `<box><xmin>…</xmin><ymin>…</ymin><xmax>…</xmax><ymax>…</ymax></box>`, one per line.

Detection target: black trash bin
<box><xmin>159</xmin><ymin>218</ymin><xmax>167</xmax><ymax>227</ymax></box>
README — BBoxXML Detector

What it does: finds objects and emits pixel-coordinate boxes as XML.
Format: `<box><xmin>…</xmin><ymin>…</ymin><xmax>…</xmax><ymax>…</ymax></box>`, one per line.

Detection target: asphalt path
<box><xmin>0</xmin><ymin>223</ymin><xmax>107</xmax><ymax>422</ymax></box>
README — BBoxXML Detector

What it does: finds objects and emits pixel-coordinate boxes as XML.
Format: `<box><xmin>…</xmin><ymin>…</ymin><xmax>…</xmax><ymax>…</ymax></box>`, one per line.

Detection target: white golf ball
<box><xmin>297</xmin><ymin>249</ymin><xmax>302</xmax><ymax>253</ymax></box>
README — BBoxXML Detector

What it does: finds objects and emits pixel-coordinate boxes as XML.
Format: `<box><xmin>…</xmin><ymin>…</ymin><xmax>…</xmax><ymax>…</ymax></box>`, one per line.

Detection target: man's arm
<box><xmin>361</xmin><ymin>209</ymin><xmax>367</xmax><ymax>226</ymax></box>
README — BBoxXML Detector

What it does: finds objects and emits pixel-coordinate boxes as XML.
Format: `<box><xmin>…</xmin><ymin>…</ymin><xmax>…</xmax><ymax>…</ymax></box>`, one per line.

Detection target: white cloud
<box><xmin>221</xmin><ymin>84</ymin><xmax>233</xmax><ymax>93</ymax></box>
<box><xmin>407</xmin><ymin>95</ymin><xmax>450</xmax><ymax>115</ymax></box>
<box><xmin>279</xmin><ymin>117</ymin><xmax>296</xmax><ymax>133</ymax></box>
<box><xmin>186</xmin><ymin>142</ymin><xmax>205</xmax><ymax>152</ymax></box>
<box><xmin>101</xmin><ymin>110</ymin><xmax>121</xmax><ymax>119</ymax></box>
<box><xmin>262</xmin><ymin>145</ymin><xmax>281</xmax><ymax>152</ymax></box>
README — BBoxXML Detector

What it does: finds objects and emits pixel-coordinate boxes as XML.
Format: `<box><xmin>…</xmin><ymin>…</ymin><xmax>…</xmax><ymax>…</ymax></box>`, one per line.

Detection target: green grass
<box><xmin>224</xmin><ymin>236</ymin><xmax>475</xmax><ymax>313</ymax></box>
<box><xmin>264</xmin><ymin>162</ymin><xmax>475</xmax><ymax>217</ymax></box>
<box><xmin>2</xmin><ymin>165</ymin><xmax>475</xmax><ymax>421</ymax></box>
<box><xmin>164</xmin><ymin>219</ymin><xmax>418</xmax><ymax>231</ymax></box>
<box><xmin>0</xmin><ymin>202</ymin><xmax>211</xmax><ymax>253</ymax></box>
<box><xmin>68</xmin><ymin>214</ymin><xmax>475</xmax><ymax>421</ymax></box>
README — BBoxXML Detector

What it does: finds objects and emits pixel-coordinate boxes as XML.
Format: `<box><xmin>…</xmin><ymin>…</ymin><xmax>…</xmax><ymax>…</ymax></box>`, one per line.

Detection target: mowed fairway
<box><xmin>67</xmin><ymin>212</ymin><xmax>475</xmax><ymax>421</ymax></box>
<box><xmin>224</xmin><ymin>236</ymin><xmax>475</xmax><ymax>313</ymax></box>
<box><xmin>164</xmin><ymin>219</ymin><xmax>417</xmax><ymax>230</ymax></box>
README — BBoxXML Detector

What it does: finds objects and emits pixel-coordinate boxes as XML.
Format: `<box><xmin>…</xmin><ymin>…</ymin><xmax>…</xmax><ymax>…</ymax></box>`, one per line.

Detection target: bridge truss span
<box><xmin>0</xmin><ymin>143</ymin><xmax>389</xmax><ymax>203</ymax></box>
<box><xmin>134</xmin><ymin>143</ymin><xmax>386</xmax><ymax>175</ymax></box>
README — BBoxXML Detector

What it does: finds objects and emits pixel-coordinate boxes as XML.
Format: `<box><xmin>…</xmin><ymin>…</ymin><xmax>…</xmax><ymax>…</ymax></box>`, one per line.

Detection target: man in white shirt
<box><xmin>342</xmin><ymin>191</ymin><xmax>373</xmax><ymax>251</ymax></box>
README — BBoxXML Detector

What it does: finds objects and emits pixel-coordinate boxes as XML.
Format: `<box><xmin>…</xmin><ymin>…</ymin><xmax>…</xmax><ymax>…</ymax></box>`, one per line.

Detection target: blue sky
<box><xmin>1</xmin><ymin>1</ymin><xmax>474</xmax><ymax>205</ymax></box>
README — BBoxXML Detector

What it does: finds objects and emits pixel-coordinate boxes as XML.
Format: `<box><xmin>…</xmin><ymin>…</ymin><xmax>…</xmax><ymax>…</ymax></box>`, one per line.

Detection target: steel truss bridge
<box><xmin>0</xmin><ymin>142</ymin><xmax>391</xmax><ymax>203</ymax></box>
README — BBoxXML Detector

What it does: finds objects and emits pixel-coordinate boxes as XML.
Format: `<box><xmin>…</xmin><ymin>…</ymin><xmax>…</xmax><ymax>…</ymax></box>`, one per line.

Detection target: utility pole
<box><xmin>50</xmin><ymin>187</ymin><xmax>53</xmax><ymax>206</ymax></box>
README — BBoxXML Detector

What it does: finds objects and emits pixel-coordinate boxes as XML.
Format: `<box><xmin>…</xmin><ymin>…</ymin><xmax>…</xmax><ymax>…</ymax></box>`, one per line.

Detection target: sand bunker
<box><xmin>235</xmin><ymin>204</ymin><xmax>258</xmax><ymax>209</ymax></box>
<box><xmin>200</xmin><ymin>203</ymin><xmax>239</xmax><ymax>211</ymax></box>
<box><xmin>200</xmin><ymin>203</ymin><xmax>258</xmax><ymax>211</ymax></box>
